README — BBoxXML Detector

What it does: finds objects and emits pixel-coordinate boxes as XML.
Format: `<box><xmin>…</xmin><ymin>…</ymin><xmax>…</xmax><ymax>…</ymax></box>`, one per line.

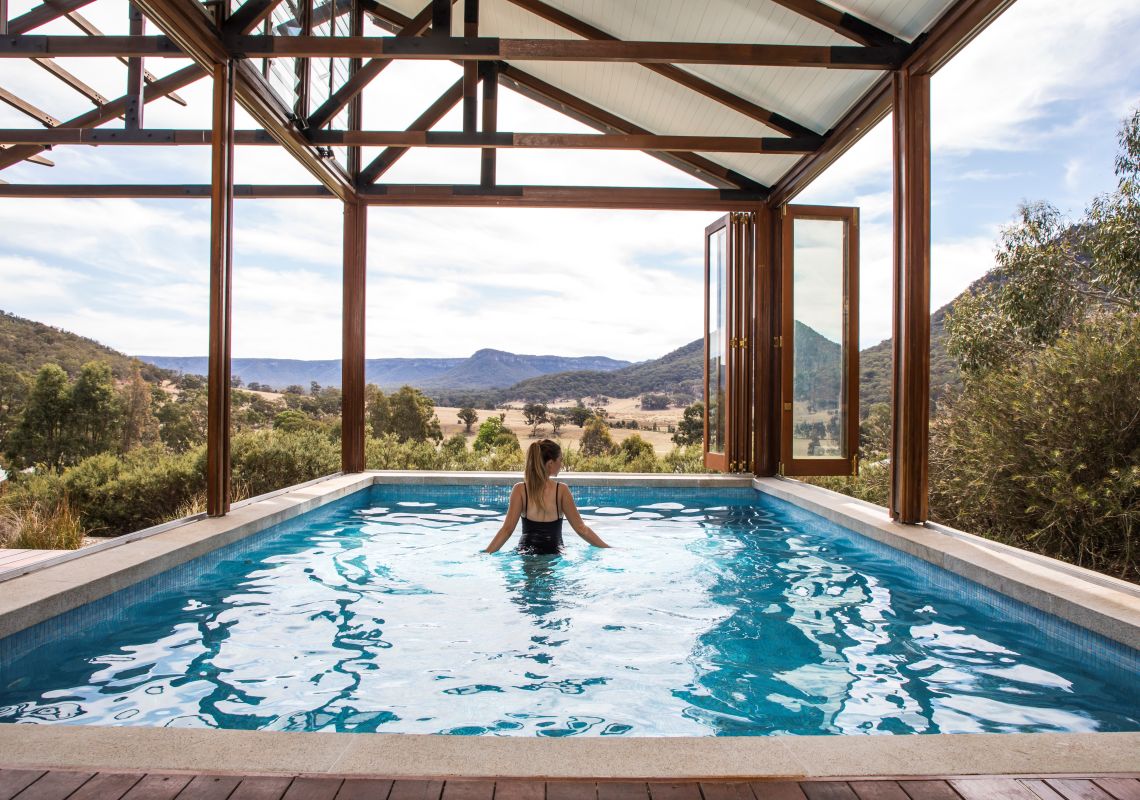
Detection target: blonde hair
<box><xmin>524</xmin><ymin>439</ymin><xmax>561</xmax><ymax>513</ymax></box>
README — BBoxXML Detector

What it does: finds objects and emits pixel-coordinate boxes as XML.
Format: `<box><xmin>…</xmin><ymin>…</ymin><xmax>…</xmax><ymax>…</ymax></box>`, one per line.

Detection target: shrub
<box><xmin>231</xmin><ymin>429</ymin><xmax>339</xmax><ymax>498</ymax></box>
<box><xmin>472</xmin><ymin>416</ymin><xmax>521</xmax><ymax>453</ymax></box>
<box><xmin>580</xmin><ymin>417</ymin><xmax>615</xmax><ymax>456</ymax></box>
<box><xmin>0</xmin><ymin>494</ymin><xmax>83</xmax><ymax>549</ymax></box>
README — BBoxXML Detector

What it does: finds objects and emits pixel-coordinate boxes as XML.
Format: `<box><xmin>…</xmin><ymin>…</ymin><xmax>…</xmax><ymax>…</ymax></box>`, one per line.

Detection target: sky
<box><xmin>2</xmin><ymin>0</ymin><xmax>1139</xmax><ymax>363</ymax></box>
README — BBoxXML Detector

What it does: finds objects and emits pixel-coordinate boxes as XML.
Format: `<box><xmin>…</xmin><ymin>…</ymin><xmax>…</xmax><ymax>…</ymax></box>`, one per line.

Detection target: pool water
<box><xmin>1</xmin><ymin>485</ymin><xmax>1138</xmax><ymax>736</ymax></box>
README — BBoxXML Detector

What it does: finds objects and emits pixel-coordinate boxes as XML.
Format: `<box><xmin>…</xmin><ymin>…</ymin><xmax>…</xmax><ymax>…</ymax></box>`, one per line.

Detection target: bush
<box><xmin>231</xmin><ymin>429</ymin><xmax>339</xmax><ymax>498</ymax></box>
<box><xmin>580</xmin><ymin>417</ymin><xmax>615</xmax><ymax>456</ymax></box>
<box><xmin>930</xmin><ymin>311</ymin><xmax>1140</xmax><ymax>581</ymax></box>
<box><xmin>472</xmin><ymin>416</ymin><xmax>521</xmax><ymax>453</ymax></box>
<box><xmin>0</xmin><ymin>494</ymin><xmax>83</xmax><ymax>549</ymax></box>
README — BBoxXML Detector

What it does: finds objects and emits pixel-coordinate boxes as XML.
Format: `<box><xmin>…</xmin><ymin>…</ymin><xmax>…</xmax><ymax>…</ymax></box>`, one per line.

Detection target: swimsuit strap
<box><xmin>556</xmin><ymin>481</ymin><xmax>563</xmax><ymax>520</ymax></box>
<box><xmin>522</xmin><ymin>483</ymin><xmax>528</xmax><ymax>515</ymax></box>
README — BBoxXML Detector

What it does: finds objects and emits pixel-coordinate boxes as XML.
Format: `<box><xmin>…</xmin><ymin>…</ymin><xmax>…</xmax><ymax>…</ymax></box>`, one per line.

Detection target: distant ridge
<box><xmin>137</xmin><ymin>350</ymin><xmax>630</xmax><ymax>391</ymax></box>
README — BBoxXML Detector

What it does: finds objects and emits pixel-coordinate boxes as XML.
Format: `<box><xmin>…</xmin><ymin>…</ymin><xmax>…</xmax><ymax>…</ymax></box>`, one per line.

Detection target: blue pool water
<box><xmin>1</xmin><ymin>484</ymin><xmax>1138</xmax><ymax>736</ymax></box>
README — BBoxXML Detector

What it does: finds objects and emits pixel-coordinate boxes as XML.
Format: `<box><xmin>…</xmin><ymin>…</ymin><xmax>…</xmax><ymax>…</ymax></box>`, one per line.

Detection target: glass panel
<box><xmin>791</xmin><ymin>218</ymin><xmax>847</xmax><ymax>460</ymax></box>
<box><xmin>707</xmin><ymin>227</ymin><xmax>727</xmax><ymax>454</ymax></box>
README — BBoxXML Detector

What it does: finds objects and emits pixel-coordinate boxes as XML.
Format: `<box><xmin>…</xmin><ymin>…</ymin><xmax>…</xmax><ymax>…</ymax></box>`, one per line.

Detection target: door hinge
<box><xmin>739</xmin><ymin>336</ymin><xmax>748</xmax><ymax>349</ymax></box>
<box><xmin>778</xmin><ymin>461</ymin><xmax>785</xmax><ymax>476</ymax></box>
<box><xmin>783</xmin><ymin>402</ymin><xmax>792</xmax><ymax>412</ymax></box>
<box><xmin>780</xmin><ymin>204</ymin><xmax>787</xmax><ymax>218</ymax></box>
<box><xmin>773</xmin><ymin>335</ymin><xmax>782</xmax><ymax>348</ymax></box>
<box><xmin>852</xmin><ymin>453</ymin><xmax>860</xmax><ymax>478</ymax></box>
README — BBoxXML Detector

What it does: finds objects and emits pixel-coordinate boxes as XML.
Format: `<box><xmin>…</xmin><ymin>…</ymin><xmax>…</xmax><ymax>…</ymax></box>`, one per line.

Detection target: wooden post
<box><xmin>347</xmin><ymin>0</ymin><xmax>362</xmax><ymax>177</ymax></box>
<box><xmin>462</xmin><ymin>0</ymin><xmax>478</xmax><ymax>132</ymax></box>
<box><xmin>207</xmin><ymin>59</ymin><xmax>235</xmax><ymax>517</ymax></box>
<box><xmin>342</xmin><ymin>199</ymin><xmax>367</xmax><ymax>473</ymax></box>
<box><xmin>479</xmin><ymin>60</ymin><xmax>496</xmax><ymax>186</ymax></box>
<box><xmin>124</xmin><ymin>3</ymin><xmax>144</xmax><ymax>129</ymax></box>
<box><xmin>431</xmin><ymin>0</ymin><xmax>451</xmax><ymax>35</ymax></box>
<box><xmin>889</xmin><ymin>67</ymin><xmax>931</xmax><ymax>523</ymax></box>
<box><xmin>751</xmin><ymin>205</ymin><xmax>780</xmax><ymax>476</ymax></box>
<box><xmin>1</xmin><ymin>0</ymin><xmax>9</xmax><ymax>36</ymax></box>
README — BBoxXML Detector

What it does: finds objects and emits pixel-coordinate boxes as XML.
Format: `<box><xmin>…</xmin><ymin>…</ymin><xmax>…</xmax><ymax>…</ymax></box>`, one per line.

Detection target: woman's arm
<box><xmin>560</xmin><ymin>484</ymin><xmax>611</xmax><ymax>548</ymax></box>
<box><xmin>483</xmin><ymin>483</ymin><xmax>524</xmax><ymax>553</ymax></box>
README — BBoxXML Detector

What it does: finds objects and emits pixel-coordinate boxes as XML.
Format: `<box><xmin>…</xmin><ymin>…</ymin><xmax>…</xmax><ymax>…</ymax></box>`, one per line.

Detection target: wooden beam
<box><xmin>306</xmin><ymin>0</ymin><xmax>436</xmax><ymax>131</ymax></box>
<box><xmin>8</xmin><ymin>0</ymin><xmax>95</xmax><ymax>35</ymax></box>
<box><xmin>0</xmin><ymin>35</ymin><xmax>183</xmax><ymax>56</ymax></box>
<box><xmin>479</xmin><ymin>60</ymin><xmax>496</xmax><ymax>186</ymax></box>
<box><xmin>64</xmin><ymin>11</ymin><xmax>188</xmax><ymax>106</ymax></box>
<box><xmin>125</xmin><ymin>4</ymin><xmax>146</xmax><ymax>130</ymax></box>
<box><xmin>26</xmin><ymin>153</ymin><xmax>54</xmax><ymax>166</ymax></box>
<box><xmin>226</xmin><ymin>36</ymin><xmax>906</xmax><ymax>67</ymax></box>
<box><xmin>0</xmin><ymin>86</ymin><xmax>60</xmax><ymax>127</ymax></box>
<box><xmin>358</xmin><ymin>76</ymin><xmax>464</xmax><ymax>185</ymax></box>
<box><xmin>0</xmin><ymin>63</ymin><xmax>204</xmax><ymax>171</ymax></box>
<box><xmin>0</xmin><ymin>128</ymin><xmax>281</xmax><ymax>144</ymax></box>
<box><xmin>346</xmin><ymin>0</ymin><xmax>363</xmax><ymax>177</ymax></box>
<box><xmin>0</xmin><ymin>183</ymin><xmax>332</xmax><ymax>196</ymax></box>
<box><xmin>359</xmin><ymin>184</ymin><xmax>768</xmax><ymax>209</ymax></box>
<box><xmin>1</xmin><ymin>0</ymin><xmax>8</xmax><ymax>35</ymax></box>
<box><xmin>341</xmin><ymin>199</ymin><xmax>366</xmax><ymax>473</ymax></box>
<box><xmin>889</xmin><ymin>68</ymin><xmax>931</xmax><ymax>524</ymax></box>
<box><xmin>206</xmin><ymin>59</ymin><xmax>236</xmax><ymax>518</ymax></box>
<box><xmin>223</xmin><ymin>0</ymin><xmax>287</xmax><ymax>35</ymax></box>
<box><xmin>430</xmin><ymin>0</ymin><xmax>450</xmax><ymax>35</ymax></box>
<box><xmin>769</xmin><ymin>0</ymin><xmax>1017</xmax><ymax>206</ymax></box>
<box><xmin>32</xmin><ymin>58</ymin><xmax>108</xmax><ymax>106</ymax></box>
<box><xmin>754</xmin><ymin>206</ymin><xmax>781</xmax><ymax>476</ymax></box>
<box><xmin>766</xmin><ymin>0</ymin><xmax>905</xmax><ymax>48</ymax></box>
<box><xmin>504</xmin><ymin>0</ymin><xmax>820</xmax><ymax>139</ymax></box>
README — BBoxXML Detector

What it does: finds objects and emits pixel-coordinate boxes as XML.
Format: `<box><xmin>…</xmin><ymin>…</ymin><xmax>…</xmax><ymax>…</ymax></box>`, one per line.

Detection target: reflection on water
<box><xmin>1</xmin><ymin>489</ymin><xmax>1137</xmax><ymax>736</ymax></box>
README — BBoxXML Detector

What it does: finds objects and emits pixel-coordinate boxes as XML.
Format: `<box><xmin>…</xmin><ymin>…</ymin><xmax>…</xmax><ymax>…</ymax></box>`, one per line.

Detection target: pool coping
<box><xmin>1</xmin><ymin>471</ymin><xmax>1139</xmax><ymax>779</ymax></box>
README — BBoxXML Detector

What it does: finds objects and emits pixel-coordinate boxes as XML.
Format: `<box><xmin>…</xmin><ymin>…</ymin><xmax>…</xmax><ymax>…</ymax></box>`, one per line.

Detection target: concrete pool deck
<box><xmin>1</xmin><ymin>471</ymin><xmax>1139</xmax><ymax>779</ymax></box>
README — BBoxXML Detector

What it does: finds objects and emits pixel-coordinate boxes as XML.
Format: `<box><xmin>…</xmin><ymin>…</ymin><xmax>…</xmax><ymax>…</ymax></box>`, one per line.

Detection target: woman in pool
<box><xmin>483</xmin><ymin>439</ymin><xmax>611</xmax><ymax>554</ymax></box>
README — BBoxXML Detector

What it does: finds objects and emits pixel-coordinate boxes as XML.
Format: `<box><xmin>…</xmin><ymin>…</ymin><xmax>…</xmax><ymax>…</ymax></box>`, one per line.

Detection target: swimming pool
<box><xmin>2</xmin><ymin>482</ymin><xmax>1138</xmax><ymax>736</ymax></box>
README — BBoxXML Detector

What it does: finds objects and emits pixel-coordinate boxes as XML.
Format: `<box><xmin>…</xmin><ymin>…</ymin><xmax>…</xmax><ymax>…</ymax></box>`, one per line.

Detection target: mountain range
<box><xmin>138</xmin><ymin>350</ymin><xmax>630</xmax><ymax>391</ymax></box>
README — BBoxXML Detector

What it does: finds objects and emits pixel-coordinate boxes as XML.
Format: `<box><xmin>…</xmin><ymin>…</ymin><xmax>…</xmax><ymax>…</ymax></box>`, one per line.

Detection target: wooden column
<box><xmin>462</xmin><ymin>0</ymin><xmax>478</xmax><ymax>132</ymax></box>
<box><xmin>1</xmin><ymin>0</ymin><xmax>9</xmax><ymax>35</ymax></box>
<box><xmin>341</xmin><ymin>199</ymin><xmax>367</xmax><ymax>472</ymax></box>
<box><xmin>753</xmin><ymin>205</ymin><xmax>780</xmax><ymax>476</ymax></box>
<box><xmin>479</xmin><ymin>60</ymin><xmax>496</xmax><ymax>186</ymax></box>
<box><xmin>207</xmin><ymin>59</ymin><xmax>236</xmax><ymax>517</ymax></box>
<box><xmin>124</xmin><ymin>3</ymin><xmax>144</xmax><ymax>129</ymax></box>
<box><xmin>889</xmin><ymin>67</ymin><xmax>931</xmax><ymax>523</ymax></box>
<box><xmin>347</xmin><ymin>0</ymin><xmax>363</xmax><ymax>177</ymax></box>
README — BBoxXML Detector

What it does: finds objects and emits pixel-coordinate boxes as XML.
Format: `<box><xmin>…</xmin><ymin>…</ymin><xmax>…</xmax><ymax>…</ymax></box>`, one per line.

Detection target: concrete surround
<box><xmin>1</xmin><ymin>472</ymin><xmax>1138</xmax><ymax>778</ymax></box>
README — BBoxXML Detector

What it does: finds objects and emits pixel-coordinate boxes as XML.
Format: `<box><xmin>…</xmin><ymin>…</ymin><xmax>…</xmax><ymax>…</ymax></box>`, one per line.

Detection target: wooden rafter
<box><xmin>0</xmin><ymin>184</ymin><xmax>331</xmax><ymax>196</ymax></box>
<box><xmin>0</xmin><ymin>63</ymin><xmax>204</xmax><ymax>171</ymax></box>
<box><xmin>766</xmin><ymin>0</ymin><xmax>906</xmax><ymax>48</ymax></box>
<box><xmin>358</xmin><ymin>76</ymin><xmax>464</xmax><ymax>184</ymax></box>
<box><xmin>504</xmin><ymin>0</ymin><xmax>820</xmax><ymax>139</ymax></box>
<box><xmin>0</xmin><ymin>86</ymin><xmax>60</xmax><ymax>127</ymax></box>
<box><xmin>32</xmin><ymin>57</ymin><xmax>108</xmax><ymax>106</ymax></box>
<box><xmin>306</xmin><ymin>0</ymin><xmax>437</xmax><ymax>131</ymax></box>
<box><xmin>64</xmin><ymin>11</ymin><xmax>188</xmax><ymax>106</ymax></box>
<box><xmin>8</xmin><ymin>0</ymin><xmax>95</xmax><ymax>35</ymax></box>
<box><xmin>223</xmin><ymin>0</ymin><xmax>287</xmax><ymax>35</ymax></box>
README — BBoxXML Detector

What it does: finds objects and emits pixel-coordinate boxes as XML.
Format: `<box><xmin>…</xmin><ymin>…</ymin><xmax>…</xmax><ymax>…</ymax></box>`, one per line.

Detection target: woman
<box><xmin>483</xmin><ymin>439</ymin><xmax>611</xmax><ymax>554</ymax></box>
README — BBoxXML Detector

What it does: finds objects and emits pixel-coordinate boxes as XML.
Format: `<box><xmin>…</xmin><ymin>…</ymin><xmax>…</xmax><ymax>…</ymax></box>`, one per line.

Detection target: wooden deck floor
<box><xmin>2</xmin><ymin>771</ymin><xmax>1139</xmax><ymax>800</ymax></box>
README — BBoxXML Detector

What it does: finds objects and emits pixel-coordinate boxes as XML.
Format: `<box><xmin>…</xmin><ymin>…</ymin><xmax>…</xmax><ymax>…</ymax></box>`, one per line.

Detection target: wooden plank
<box><xmin>596</xmin><ymin>784</ymin><xmax>647</xmax><ymax>800</ymax></box>
<box><xmin>387</xmin><ymin>782</ymin><xmax>443</xmax><ymax>800</ymax></box>
<box><xmin>124</xmin><ymin>4</ymin><xmax>146</xmax><ymax>130</ymax></box>
<box><xmin>848</xmin><ymin>782</ymin><xmax>909</xmax><ymax>800</ymax></box>
<box><xmin>1043</xmin><ymin>781</ymin><xmax>1114</xmax><ymax>800</ymax></box>
<box><xmin>1093</xmin><ymin>779</ymin><xmax>1140</xmax><ymax>800</ymax></box>
<box><xmin>766</xmin><ymin>0</ymin><xmax>903</xmax><ymax>47</ymax></box>
<box><xmin>229</xmin><ymin>777</ymin><xmax>294</xmax><ymax>800</ymax></box>
<box><xmin>121</xmin><ymin>775</ymin><xmax>193</xmax><ymax>800</ymax></box>
<box><xmin>648</xmin><ymin>785</ymin><xmax>700</xmax><ymax>800</ymax></box>
<box><xmin>7</xmin><ymin>0</ymin><xmax>94</xmax><ymax>35</ymax></box>
<box><xmin>8</xmin><ymin>771</ymin><xmax>94</xmax><ymax>800</ymax></box>
<box><xmin>0</xmin><ymin>184</ymin><xmax>331</xmax><ymax>197</ymax></box>
<box><xmin>1020</xmin><ymin>781</ymin><xmax>1066</xmax><ymax>800</ymax></box>
<box><xmin>546</xmin><ymin>784</ymin><xmax>596</xmax><ymax>800</ymax></box>
<box><xmin>462</xmin><ymin>0</ymin><xmax>477</xmax><ymax>132</ymax></box>
<box><xmin>0</xmin><ymin>35</ymin><xmax>182</xmax><ymax>57</ymax></box>
<box><xmin>32</xmin><ymin>58</ymin><xmax>108</xmax><ymax>105</ymax></box>
<box><xmin>282</xmin><ymin>778</ymin><xmax>343</xmax><ymax>800</ymax></box>
<box><xmin>749</xmin><ymin>783</ymin><xmax>807</xmax><ymax>800</ymax></box>
<box><xmin>68</xmin><ymin>773</ymin><xmax>144</xmax><ymax>800</ymax></box>
<box><xmin>176</xmin><ymin>775</ymin><xmax>244</xmax><ymax>800</ymax></box>
<box><xmin>700</xmin><ymin>784</ymin><xmax>755</xmax><ymax>800</ymax></box>
<box><xmin>951</xmin><ymin>779</ymin><xmax>1039</xmax><ymax>800</ymax></box>
<box><xmin>335</xmin><ymin>780</ymin><xmax>393</xmax><ymax>800</ymax></box>
<box><xmin>495</xmin><ymin>783</ymin><xmax>544</xmax><ymax>800</ymax></box>
<box><xmin>0</xmin><ymin>86</ymin><xmax>60</xmax><ymax>127</ymax></box>
<box><xmin>0</xmin><ymin>771</ymin><xmax>46</xmax><ymax>800</ymax></box>
<box><xmin>895</xmin><ymin>783</ymin><xmax>958</xmax><ymax>800</ymax></box>
<box><xmin>438</xmin><ymin>782</ymin><xmax>491</xmax><ymax>800</ymax></box>
<box><xmin>801</xmin><ymin>783</ymin><xmax>859</xmax><ymax>800</ymax></box>
<box><xmin>479</xmin><ymin>60</ymin><xmax>496</xmax><ymax>186</ymax></box>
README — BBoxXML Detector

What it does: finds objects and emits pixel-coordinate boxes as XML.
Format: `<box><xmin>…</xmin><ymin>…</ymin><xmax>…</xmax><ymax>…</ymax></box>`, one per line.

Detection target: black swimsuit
<box><xmin>518</xmin><ymin>482</ymin><xmax>564</xmax><ymax>554</ymax></box>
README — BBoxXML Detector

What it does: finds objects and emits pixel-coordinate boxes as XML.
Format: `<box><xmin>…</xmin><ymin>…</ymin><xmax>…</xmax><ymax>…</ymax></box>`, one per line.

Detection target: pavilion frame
<box><xmin>0</xmin><ymin>0</ymin><xmax>1016</xmax><ymax>523</ymax></box>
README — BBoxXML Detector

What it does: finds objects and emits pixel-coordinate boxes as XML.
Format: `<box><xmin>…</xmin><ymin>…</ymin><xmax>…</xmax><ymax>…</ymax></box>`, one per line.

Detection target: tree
<box><xmin>284</xmin><ymin>384</ymin><xmax>305</xmax><ymax>395</ymax></box>
<box><xmin>580</xmin><ymin>416</ymin><xmax>615</xmax><ymax>456</ymax></box>
<box><xmin>120</xmin><ymin>368</ymin><xmax>160</xmax><ymax>452</ymax></box>
<box><xmin>458</xmin><ymin>406</ymin><xmax>478</xmax><ymax>433</ymax></box>
<box><xmin>156</xmin><ymin>391</ymin><xmax>207</xmax><ymax>453</ymax></box>
<box><xmin>387</xmin><ymin>385</ymin><xmax>442</xmax><ymax>442</ymax></box>
<box><xmin>273</xmin><ymin>409</ymin><xmax>313</xmax><ymax>433</ymax></box>
<box><xmin>7</xmin><ymin>364</ymin><xmax>71</xmax><ymax>469</ymax></box>
<box><xmin>567</xmin><ymin>403</ymin><xmax>592</xmax><ymax>427</ymax></box>
<box><xmin>672</xmin><ymin>401</ymin><xmax>704</xmax><ymax>447</ymax></box>
<box><xmin>310</xmin><ymin>381</ymin><xmax>322</xmax><ymax>396</ymax></box>
<box><xmin>640</xmin><ymin>393</ymin><xmax>669</xmax><ymax>410</ymax></box>
<box><xmin>366</xmin><ymin>385</ymin><xmax>390</xmax><ymax>438</ymax></box>
<box><xmin>549</xmin><ymin>412</ymin><xmax>567</xmax><ymax>436</ymax></box>
<box><xmin>523</xmin><ymin>402</ymin><xmax>549</xmax><ymax>436</ymax></box>
<box><xmin>472</xmin><ymin>415</ymin><xmax>520</xmax><ymax>452</ymax></box>
<box><xmin>0</xmin><ymin>365</ymin><xmax>28</xmax><ymax>443</ymax></box>
<box><xmin>68</xmin><ymin>361</ymin><xmax>121</xmax><ymax>461</ymax></box>
<box><xmin>618</xmin><ymin>434</ymin><xmax>654</xmax><ymax>462</ymax></box>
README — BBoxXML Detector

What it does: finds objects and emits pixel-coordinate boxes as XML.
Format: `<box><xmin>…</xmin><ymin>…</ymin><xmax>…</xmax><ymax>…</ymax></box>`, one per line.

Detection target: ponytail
<box><xmin>524</xmin><ymin>439</ymin><xmax>561</xmax><ymax>513</ymax></box>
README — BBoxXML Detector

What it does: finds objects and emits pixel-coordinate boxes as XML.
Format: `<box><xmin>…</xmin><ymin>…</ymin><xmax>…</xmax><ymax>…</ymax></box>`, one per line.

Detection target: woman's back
<box><xmin>519</xmin><ymin>480</ymin><xmax>563</xmax><ymax>554</ymax></box>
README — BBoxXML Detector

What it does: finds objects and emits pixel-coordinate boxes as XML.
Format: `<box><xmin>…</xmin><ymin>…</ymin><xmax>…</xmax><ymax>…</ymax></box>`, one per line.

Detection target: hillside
<box><xmin>860</xmin><ymin>302</ymin><xmax>960</xmax><ymax>409</ymax></box>
<box><xmin>139</xmin><ymin>350</ymin><xmax>630</xmax><ymax>391</ymax></box>
<box><xmin>0</xmin><ymin>310</ymin><xmax>170</xmax><ymax>382</ymax></box>
<box><xmin>505</xmin><ymin>338</ymin><xmax>703</xmax><ymax>401</ymax></box>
